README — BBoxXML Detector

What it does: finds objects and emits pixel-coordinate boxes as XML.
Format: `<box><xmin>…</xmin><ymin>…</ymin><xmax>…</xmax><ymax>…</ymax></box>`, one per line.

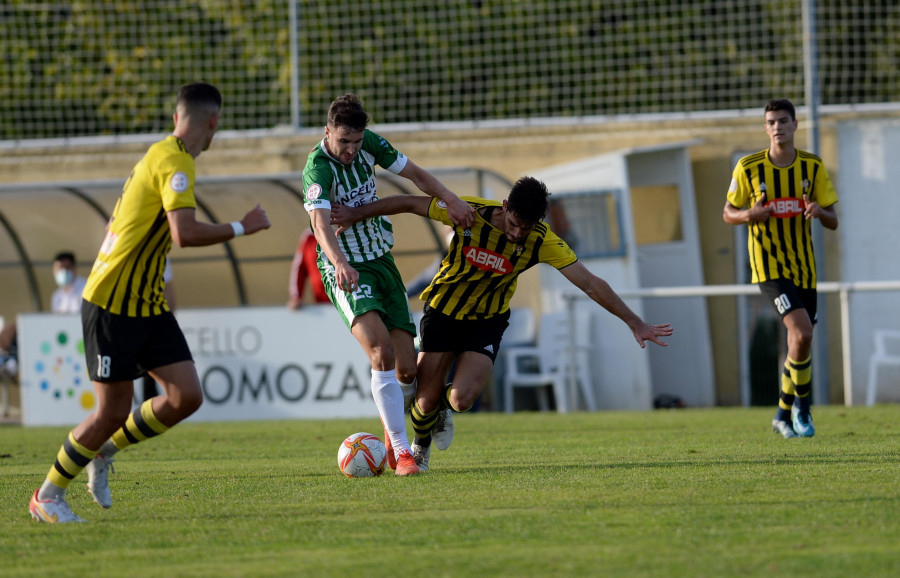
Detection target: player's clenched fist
<box><xmin>242</xmin><ymin>203</ymin><xmax>271</xmax><ymax>234</ymax></box>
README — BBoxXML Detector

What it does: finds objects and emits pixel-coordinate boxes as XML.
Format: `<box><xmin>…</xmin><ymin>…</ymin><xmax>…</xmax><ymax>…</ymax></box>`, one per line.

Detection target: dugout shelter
<box><xmin>0</xmin><ymin>168</ymin><xmax>511</xmax><ymax>320</ymax></box>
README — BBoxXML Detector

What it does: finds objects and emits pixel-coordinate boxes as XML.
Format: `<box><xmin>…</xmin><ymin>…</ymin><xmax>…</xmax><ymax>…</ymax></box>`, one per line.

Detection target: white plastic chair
<box><xmin>866</xmin><ymin>329</ymin><xmax>900</xmax><ymax>406</ymax></box>
<box><xmin>502</xmin><ymin>310</ymin><xmax>597</xmax><ymax>413</ymax></box>
<box><xmin>503</xmin><ymin>307</ymin><xmax>537</xmax><ymax>349</ymax></box>
<box><xmin>491</xmin><ymin>308</ymin><xmax>537</xmax><ymax>408</ymax></box>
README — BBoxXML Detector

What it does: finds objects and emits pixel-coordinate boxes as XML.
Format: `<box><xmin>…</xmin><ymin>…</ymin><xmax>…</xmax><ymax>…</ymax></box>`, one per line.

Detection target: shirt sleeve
<box><xmin>158</xmin><ymin>153</ymin><xmax>197</xmax><ymax>212</ymax></box>
<box><xmin>726</xmin><ymin>162</ymin><xmax>751</xmax><ymax>208</ymax></box>
<box><xmin>812</xmin><ymin>163</ymin><xmax>839</xmax><ymax>208</ymax></box>
<box><xmin>303</xmin><ymin>159</ymin><xmax>333</xmax><ymax>213</ymax></box>
<box><xmin>365</xmin><ymin>130</ymin><xmax>408</xmax><ymax>174</ymax></box>
<box><xmin>539</xmin><ymin>228</ymin><xmax>578</xmax><ymax>270</ymax></box>
<box><xmin>425</xmin><ymin>197</ymin><xmax>458</xmax><ymax>226</ymax></box>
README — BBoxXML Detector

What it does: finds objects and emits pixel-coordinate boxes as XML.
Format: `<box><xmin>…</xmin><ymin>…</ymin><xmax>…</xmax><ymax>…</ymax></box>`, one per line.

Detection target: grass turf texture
<box><xmin>1</xmin><ymin>406</ymin><xmax>898</xmax><ymax>577</ymax></box>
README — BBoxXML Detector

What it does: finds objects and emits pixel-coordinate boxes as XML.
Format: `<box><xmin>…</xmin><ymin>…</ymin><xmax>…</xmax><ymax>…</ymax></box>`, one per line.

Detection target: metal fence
<box><xmin>563</xmin><ymin>280</ymin><xmax>900</xmax><ymax>409</ymax></box>
<box><xmin>3</xmin><ymin>1</ymin><xmax>900</xmax><ymax>144</ymax></box>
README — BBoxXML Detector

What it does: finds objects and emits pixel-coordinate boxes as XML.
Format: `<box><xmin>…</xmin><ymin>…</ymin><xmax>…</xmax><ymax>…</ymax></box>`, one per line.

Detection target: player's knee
<box><xmin>396</xmin><ymin>366</ymin><xmax>416</xmax><ymax>386</ymax></box>
<box><xmin>367</xmin><ymin>344</ymin><xmax>396</xmax><ymax>371</ymax></box>
<box><xmin>790</xmin><ymin>326</ymin><xmax>814</xmax><ymax>352</ymax></box>
<box><xmin>183</xmin><ymin>388</ymin><xmax>204</xmax><ymax>415</ymax></box>
<box><xmin>454</xmin><ymin>399</ymin><xmax>473</xmax><ymax>412</ymax></box>
<box><xmin>800</xmin><ymin>329</ymin><xmax>814</xmax><ymax>349</ymax></box>
<box><xmin>171</xmin><ymin>384</ymin><xmax>203</xmax><ymax>417</ymax></box>
<box><xmin>450</xmin><ymin>389</ymin><xmax>478</xmax><ymax>412</ymax></box>
<box><xmin>414</xmin><ymin>396</ymin><xmax>439</xmax><ymax>416</ymax></box>
<box><xmin>96</xmin><ymin>405</ymin><xmax>132</xmax><ymax>431</ymax></box>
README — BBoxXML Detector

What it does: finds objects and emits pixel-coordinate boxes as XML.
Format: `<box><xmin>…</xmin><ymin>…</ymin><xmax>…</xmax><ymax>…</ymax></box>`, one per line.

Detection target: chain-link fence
<box><xmin>2</xmin><ymin>1</ymin><xmax>899</xmax><ymax>142</ymax></box>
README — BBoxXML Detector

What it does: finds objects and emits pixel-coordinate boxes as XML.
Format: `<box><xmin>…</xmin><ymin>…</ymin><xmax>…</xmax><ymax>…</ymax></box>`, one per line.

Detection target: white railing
<box><xmin>563</xmin><ymin>280</ymin><xmax>900</xmax><ymax>408</ymax></box>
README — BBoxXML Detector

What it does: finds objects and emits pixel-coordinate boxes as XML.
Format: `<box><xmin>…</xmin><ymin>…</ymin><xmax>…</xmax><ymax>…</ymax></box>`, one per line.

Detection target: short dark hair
<box><xmin>507</xmin><ymin>177</ymin><xmax>551</xmax><ymax>224</ymax></box>
<box><xmin>177</xmin><ymin>82</ymin><xmax>222</xmax><ymax>113</ymax></box>
<box><xmin>327</xmin><ymin>93</ymin><xmax>369</xmax><ymax>132</ymax></box>
<box><xmin>54</xmin><ymin>251</ymin><xmax>76</xmax><ymax>265</ymax></box>
<box><xmin>765</xmin><ymin>98</ymin><xmax>795</xmax><ymax>120</ymax></box>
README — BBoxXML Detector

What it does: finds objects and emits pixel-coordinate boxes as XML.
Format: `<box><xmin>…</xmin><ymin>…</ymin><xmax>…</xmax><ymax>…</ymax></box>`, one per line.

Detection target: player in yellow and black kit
<box><xmin>29</xmin><ymin>82</ymin><xmax>271</xmax><ymax>523</ymax></box>
<box><xmin>331</xmin><ymin>176</ymin><xmax>673</xmax><ymax>471</ymax></box>
<box><xmin>724</xmin><ymin>98</ymin><xmax>839</xmax><ymax>439</ymax></box>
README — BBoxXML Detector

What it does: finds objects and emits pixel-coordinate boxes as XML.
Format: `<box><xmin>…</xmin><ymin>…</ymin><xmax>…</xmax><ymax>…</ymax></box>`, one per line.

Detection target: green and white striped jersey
<box><xmin>302</xmin><ymin>129</ymin><xmax>408</xmax><ymax>263</ymax></box>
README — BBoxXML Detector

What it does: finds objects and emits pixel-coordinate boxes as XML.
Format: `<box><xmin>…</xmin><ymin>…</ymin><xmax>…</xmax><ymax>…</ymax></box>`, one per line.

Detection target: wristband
<box><xmin>230</xmin><ymin>221</ymin><xmax>245</xmax><ymax>237</ymax></box>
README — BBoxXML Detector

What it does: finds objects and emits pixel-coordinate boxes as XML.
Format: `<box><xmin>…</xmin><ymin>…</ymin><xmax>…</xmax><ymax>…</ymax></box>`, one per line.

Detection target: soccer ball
<box><xmin>337</xmin><ymin>432</ymin><xmax>387</xmax><ymax>478</ymax></box>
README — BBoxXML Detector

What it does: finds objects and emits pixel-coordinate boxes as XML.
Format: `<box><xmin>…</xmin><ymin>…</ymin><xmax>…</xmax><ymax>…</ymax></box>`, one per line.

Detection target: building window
<box><xmin>548</xmin><ymin>190</ymin><xmax>625</xmax><ymax>258</ymax></box>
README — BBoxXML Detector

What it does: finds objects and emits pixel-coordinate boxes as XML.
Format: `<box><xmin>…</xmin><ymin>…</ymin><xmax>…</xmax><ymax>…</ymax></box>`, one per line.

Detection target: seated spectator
<box><xmin>51</xmin><ymin>251</ymin><xmax>87</xmax><ymax>314</ymax></box>
<box><xmin>0</xmin><ymin>250</ymin><xmax>87</xmax><ymax>381</ymax></box>
<box><xmin>0</xmin><ymin>320</ymin><xmax>17</xmax><ymax>379</ymax></box>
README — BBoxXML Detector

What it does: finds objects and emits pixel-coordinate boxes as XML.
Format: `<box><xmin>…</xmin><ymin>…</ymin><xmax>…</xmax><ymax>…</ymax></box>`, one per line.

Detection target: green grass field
<box><xmin>2</xmin><ymin>406</ymin><xmax>898</xmax><ymax>577</ymax></box>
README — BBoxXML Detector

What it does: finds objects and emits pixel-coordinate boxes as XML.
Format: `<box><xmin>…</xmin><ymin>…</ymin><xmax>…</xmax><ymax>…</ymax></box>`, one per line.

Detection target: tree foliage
<box><xmin>1</xmin><ymin>1</ymin><xmax>899</xmax><ymax>141</ymax></box>
<box><xmin>1</xmin><ymin>0</ymin><xmax>290</xmax><ymax>139</ymax></box>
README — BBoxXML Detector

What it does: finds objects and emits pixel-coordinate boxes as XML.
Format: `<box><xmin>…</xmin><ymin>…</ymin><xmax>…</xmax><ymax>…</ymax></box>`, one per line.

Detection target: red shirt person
<box><xmin>288</xmin><ymin>230</ymin><xmax>329</xmax><ymax>308</ymax></box>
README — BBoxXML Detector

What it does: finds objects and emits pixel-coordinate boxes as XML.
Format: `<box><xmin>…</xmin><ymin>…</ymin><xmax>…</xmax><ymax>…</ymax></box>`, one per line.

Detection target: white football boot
<box><xmin>432</xmin><ymin>409</ymin><xmax>454</xmax><ymax>451</ymax></box>
<box><xmin>85</xmin><ymin>453</ymin><xmax>115</xmax><ymax>508</ymax></box>
<box><xmin>29</xmin><ymin>489</ymin><xmax>86</xmax><ymax>523</ymax></box>
<box><xmin>411</xmin><ymin>442</ymin><xmax>431</xmax><ymax>472</ymax></box>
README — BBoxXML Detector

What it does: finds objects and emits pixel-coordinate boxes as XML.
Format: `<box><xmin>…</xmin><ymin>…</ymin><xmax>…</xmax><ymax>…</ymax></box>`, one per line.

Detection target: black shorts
<box><xmin>419</xmin><ymin>306</ymin><xmax>510</xmax><ymax>363</ymax></box>
<box><xmin>758</xmin><ymin>279</ymin><xmax>818</xmax><ymax>324</ymax></box>
<box><xmin>82</xmin><ymin>300</ymin><xmax>193</xmax><ymax>382</ymax></box>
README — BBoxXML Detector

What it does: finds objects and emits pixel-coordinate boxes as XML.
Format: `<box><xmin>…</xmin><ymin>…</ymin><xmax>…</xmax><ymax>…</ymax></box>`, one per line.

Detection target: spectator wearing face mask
<box><xmin>51</xmin><ymin>252</ymin><xmax>88</xmax><ymax>314</ymax></box>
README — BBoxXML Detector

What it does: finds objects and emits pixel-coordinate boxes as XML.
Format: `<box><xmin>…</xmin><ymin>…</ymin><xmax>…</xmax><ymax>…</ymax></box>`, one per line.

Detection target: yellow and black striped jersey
<box><xmin>421</xmin><ymin>196</ymin><xmax>577</xmax><ymax>320</ymax></box>
<box><xmin>727</xmin><ymin>148</ymin><xmax>838</xmax><ymax>288</ymax></box>
<box><xmin>82</xmin><ymin>136</ymin><xmax>197</xmax><ymax>316</ymax></box>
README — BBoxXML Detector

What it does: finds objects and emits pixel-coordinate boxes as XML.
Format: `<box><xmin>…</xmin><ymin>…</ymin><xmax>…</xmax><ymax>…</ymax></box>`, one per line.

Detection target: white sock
<box><xmin>371</xmin><ymin>369</ymin><xmax>411</xmax><ymax>455</ymax></box>
<box><xmin>398</xmin><ymin>378</ymin><xmax>417</xmax><ymax>412</ymax></box>
<box><xmin>99</xmin><ymin>439</ymin><xmax>119</xmax><ymax>458</ymax></box>
<box><xmin>38</xmin><ymin>479</ymin><xmax>65</xmax><ymax>500</ymax></box>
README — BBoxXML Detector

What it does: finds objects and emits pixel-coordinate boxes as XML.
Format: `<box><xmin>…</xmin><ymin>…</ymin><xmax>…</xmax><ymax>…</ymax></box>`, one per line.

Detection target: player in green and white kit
<box><xmin>303</xmin><ymin>93</ymin><xmax>474</xmax><ymax>475</ymax></box>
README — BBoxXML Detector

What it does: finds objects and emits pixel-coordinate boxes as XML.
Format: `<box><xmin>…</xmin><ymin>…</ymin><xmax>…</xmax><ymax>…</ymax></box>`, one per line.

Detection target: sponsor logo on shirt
<box><xmin>464</xmin><ymin>247</ymin><xmax>512</xmax><ymax>274</ymax></box>
<box><xmin>170</xmin><ymin>171</ymin><xmax>189</xmax><ymax>193</ymax></box>
<box><xmin>307</xmin><ymin>183</ymin><xmax>323</xmax><ymax>200</ymax></box>
<box><xmin>437</xmin><ymin>200</ymin><xmax>448</xmax><ymax>209</ymax></box>
<box><xmin>765</xmin><ymin>197</ymin><xmax>806</xmax><ymax>218</ymax></box>
<box><xmin>99</xmin><ymin>231</ymin><xmax>118</xmax><ymax>255</ymax></box>
<box><xmin>728</xmin><ymin>178</ymin><xmax>738</xmax><ymax>193</ymax></box>
<box><xmin>338</xmin><ymin>180</ymin><xmax>376</xmax><ymax>205</ymax></box>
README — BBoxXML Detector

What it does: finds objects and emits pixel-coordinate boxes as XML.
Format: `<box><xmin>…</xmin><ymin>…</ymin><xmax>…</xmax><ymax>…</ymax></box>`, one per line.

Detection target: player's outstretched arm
<box><xmin>168</xmin><ymin>204</ymin><xmax>270</xmax><ymax>247</ymax></box>
<box><xmin>559</xmin><ymin>261</ymin><xmax>672</xmax><ymax>348</ymax></box>
<box><xmin>398</xmin><ymin>160</ymin><xmax>475</xmax><ymax>228</ymax></box>
<box><xmin>330</xmin><ymin>195</ymin><xmax>432</xmax><ymax>235</ymax></box>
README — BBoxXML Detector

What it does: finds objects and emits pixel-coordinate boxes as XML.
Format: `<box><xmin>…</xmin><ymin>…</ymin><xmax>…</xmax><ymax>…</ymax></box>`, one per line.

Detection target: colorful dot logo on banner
<box><xmin>80</xmin><ymin>391</ymin><xmax>95</xmax><ymax>410</ymax></box>
<box><xmin>33</xmin><ymin>330</ymin><xmax>94</xmax><ymax>411</ymax></box>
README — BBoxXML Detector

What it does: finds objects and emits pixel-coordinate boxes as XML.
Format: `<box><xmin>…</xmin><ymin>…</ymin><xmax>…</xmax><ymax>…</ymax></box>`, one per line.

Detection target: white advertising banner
<box><xmin>18</xmin><ymin>306</ymin><xmax>379</xmax><ymax>426</ymax></box>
